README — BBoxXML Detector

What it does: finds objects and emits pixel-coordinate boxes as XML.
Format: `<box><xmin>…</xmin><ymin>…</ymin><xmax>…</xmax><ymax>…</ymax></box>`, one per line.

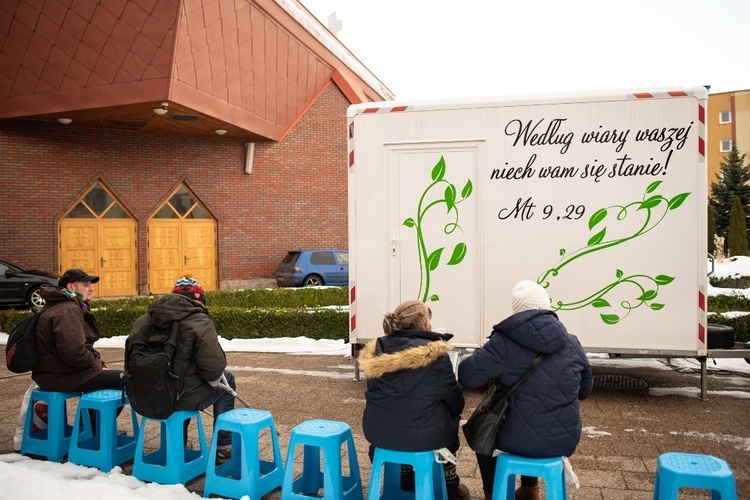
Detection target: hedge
<box><xmin>1</xmin><ymin>285</ymin><xmax>747</xmax><ymax>345</ymax></box>
<box><xmin>0</xmin><ymin>287</ymin><xmax>350</xmax><ymax>341</ymax></box>
<box><xmin>707</xmin><ymin>293</ymin><xmax>750</xmax><ymax>343</ymax></box>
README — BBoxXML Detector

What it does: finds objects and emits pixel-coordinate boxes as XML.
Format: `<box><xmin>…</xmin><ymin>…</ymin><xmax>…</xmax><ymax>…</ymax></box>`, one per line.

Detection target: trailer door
<box><xmin>389</xmin><ymin>143</ymin><xmax>481</xmax><ymax>346</ymax></box>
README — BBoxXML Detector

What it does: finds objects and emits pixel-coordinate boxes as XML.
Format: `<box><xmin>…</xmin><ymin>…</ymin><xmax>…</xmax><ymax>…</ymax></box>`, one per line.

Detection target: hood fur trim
<box><xmin>359</xmin><ymin>338</ymin><xmax>453</xmax><ymax>378</ymax></box>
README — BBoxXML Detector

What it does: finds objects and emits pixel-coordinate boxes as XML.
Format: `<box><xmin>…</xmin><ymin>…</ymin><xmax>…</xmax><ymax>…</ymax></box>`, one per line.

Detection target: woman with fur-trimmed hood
<box><xmin>359</xmin><ymin>300</ymin><xmax>469</xmax><ymax>500</ymax></box>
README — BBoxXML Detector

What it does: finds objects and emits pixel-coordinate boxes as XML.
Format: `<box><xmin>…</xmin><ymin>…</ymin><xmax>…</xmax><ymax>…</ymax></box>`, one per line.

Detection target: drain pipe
<box><xmin>244</xmin><ymin>142</ymin><xmax>255</xmax><ymax>174</ymax></box>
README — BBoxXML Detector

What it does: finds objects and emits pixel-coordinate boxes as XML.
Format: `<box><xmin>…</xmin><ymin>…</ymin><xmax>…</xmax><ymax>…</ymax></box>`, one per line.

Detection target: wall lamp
<box><xmin>214</xmin><ymin>129</ymin><xmax>227</xmax><ymax>135</ymax></box>
<box><xmin>153</xmin><ymin>102</ymin><xmax>169</xmax><ymax>115</ymax></box>
<box><xmin>58</xmin><ymin>118</ymin><xmax>72</xmax><ymax>125</ymax></box>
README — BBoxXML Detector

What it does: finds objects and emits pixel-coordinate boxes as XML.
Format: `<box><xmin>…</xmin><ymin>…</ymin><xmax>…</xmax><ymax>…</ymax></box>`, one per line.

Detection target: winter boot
<box><xmin>443</xmin><ymin>461</ymin><xmax>470</xmax><ymax>500</ymax></box>
<box><xmin>515</xmin><ymin>483</ymin><xmax>540</xmax><ymax>500</ymax></box>
<box><xmin>216</xmin><ymin>446</ymin><xmax>232</xmax><ymax>465</ymax></box>
<box><xmin>447</xmin><ymin>483</ymin><xmax>470</xmax><ymax>500</ymax></box>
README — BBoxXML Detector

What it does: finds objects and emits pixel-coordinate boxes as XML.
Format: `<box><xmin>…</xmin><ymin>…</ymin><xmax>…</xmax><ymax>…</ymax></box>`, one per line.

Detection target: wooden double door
<box><xmin>59</xmin><ymin>183</ymin><xmax>137</xmax><ymax>298</ymax></box>
<box><xmin>59</xmin><ymin>220</ymin><xmax>137</xmax><ymax>297</ymax></box>
<box><xmin>147</xmin><ymin>220</ymin><xmax>217</xmax><ymax>294</ymax></box>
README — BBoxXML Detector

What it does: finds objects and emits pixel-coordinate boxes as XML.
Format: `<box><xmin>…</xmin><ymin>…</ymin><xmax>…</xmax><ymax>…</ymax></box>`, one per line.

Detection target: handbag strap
<box><xmin>504</xmin><ymin>353</ymin><xmax>544</xmax><ymax>395</ymax></box>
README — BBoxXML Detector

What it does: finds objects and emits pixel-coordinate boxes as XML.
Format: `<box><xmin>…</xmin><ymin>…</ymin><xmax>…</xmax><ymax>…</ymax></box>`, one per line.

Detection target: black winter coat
<box><xmin>360</xmin><ymin>329</ymin><xmax>464</xmax><ymax>451</ymax></box>
<box><xmin>127</xmin><ymin>294</ymin><xmax>227</xmax><ymax>411</ymax></box>
<box><xmin>457</xmin><ymin>310</ymin><xmax>592</xmax><ymax>458</ymax></box>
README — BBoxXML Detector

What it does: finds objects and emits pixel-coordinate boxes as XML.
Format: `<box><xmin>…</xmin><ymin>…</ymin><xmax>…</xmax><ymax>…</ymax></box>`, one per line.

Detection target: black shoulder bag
<box><xmin>462</xmin><ymin>353</ymin><xmax>544</xmax><ymax>456</ymax></box>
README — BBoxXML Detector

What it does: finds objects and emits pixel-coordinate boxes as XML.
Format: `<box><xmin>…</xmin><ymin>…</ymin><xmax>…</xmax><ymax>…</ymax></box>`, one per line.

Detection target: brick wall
<box><xmin>0</xmin><ymin>83</ymin><xmax>351</xmax><ymax>292</ymax></box>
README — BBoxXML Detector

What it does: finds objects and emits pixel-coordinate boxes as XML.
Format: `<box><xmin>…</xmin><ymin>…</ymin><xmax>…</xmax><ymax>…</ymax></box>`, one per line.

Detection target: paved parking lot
<box><xmin>1</xmin><ymin>348</ymin><xmax>749</xmax><ymax>498</ymax></box>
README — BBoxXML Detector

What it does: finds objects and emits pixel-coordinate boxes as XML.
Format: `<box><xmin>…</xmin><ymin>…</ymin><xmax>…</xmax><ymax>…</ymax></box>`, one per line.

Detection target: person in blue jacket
<box><xmin>359</xmin><ymin>300</ymin><xmax>470</xmax><ymax>500</ymax></box>
<box><xmin>458</xmin><ymin>281</ymin><xmax>593</xmax><ymax>500</ymax></box>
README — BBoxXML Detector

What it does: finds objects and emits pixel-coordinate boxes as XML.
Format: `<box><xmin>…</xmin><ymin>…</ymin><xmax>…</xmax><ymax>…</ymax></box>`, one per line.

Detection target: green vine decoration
<box><xmin>403</xmin><ymin>156</ymin><xmax>473</xmax><ymax>302</ymax></box>
<box><xmin>537</xmin><ymin>180</ymin><xmax>690</xmax><ymax>324</ymax></box>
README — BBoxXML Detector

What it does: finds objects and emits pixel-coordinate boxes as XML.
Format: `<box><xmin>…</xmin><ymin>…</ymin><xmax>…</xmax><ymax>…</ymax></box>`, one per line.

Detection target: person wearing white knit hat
<box><xmin>458</xmin><ymin>280</ymin><xmax>592</xmax><ymax>500</ymax></box>
<box><xmin>511</xmin><ymin>280</ymin><xmax>551</xmax><ymax>314</ymax></box>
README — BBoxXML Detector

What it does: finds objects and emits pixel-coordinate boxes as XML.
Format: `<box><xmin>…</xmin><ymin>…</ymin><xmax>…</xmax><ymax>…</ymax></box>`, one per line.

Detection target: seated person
<box><xmin>458</xmin><ymin>281</ymin><xmax>593</xmax><ymax>500</ymax></box>
<box><xmin>359</xmin><ymin>300</ymin><xmax>469</xmax><ymax>500</ymax></box>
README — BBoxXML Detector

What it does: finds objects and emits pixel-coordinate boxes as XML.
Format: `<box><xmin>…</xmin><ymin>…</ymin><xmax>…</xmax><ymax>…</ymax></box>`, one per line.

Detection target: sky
<box><xmin>298</xmin><ymin>0</ymin><xmax>750</xmax><ymax>101</ymax></box>
<box><xmin>1</xmin><ymin>258</ymin><xmax>750</xmax><ymax>498</ymax></box>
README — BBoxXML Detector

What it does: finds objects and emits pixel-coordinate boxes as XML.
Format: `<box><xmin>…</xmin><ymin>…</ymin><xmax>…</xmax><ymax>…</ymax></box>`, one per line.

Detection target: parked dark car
<box><xmin>275</xmin><ymin>249</ymin><xmax>349</xmax><ymax>287</ymax></box>
<box><xmin>0</xmin><ymin>260</ymin><xmax>59</xmax><ymax>310</ymax></box>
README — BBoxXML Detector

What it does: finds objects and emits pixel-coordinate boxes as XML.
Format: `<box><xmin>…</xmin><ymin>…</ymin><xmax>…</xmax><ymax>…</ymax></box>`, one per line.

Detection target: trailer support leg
<box><xmin>698</xmin><ymin>356</ymin><xmax>708</xmax><ymax>401</ymax></box>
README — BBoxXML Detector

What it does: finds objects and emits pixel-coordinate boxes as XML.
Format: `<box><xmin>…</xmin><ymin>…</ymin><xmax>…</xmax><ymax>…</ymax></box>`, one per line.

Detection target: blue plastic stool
<box><xmin>132</xmin><ymin>410</ymin><xmax>208</xmax><ymax>485</ymax></box>
<box><xmin>203</xmin><ymin>408</ymin><xmax>284</xmax><ymax>499</ymax></box>
<box><xmin>282</xmin><ymin>419</ymin><xmax>362</xmax><ymax>500</ymax></box>
<box><xmin>367</xmin><ymin>448</ymin><xmax>447</xmax><ymax>500</ymax></box>
<box><xmin>653</xmin><ymin>452</ymin><xmax>737</xmax><ymax>499</ymax></box>
<box><xmin>21</xmin><ymin>389</ymin><xmax>90</xmax><ymax>462</ymax></box>
<box><xmin>68</xmin><ymin>389</ymin><xmax>140</xmax><ymax>471</ymax></box>
<box><xmin>492</xmin><ymin>454</ymin><xmax>567</xmax><ymax>500</ymax></box>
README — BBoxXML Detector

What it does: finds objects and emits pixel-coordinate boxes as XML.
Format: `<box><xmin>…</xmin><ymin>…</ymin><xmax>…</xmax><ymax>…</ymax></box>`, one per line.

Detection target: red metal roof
<box><xmin>0</xmin><ymin>0</ymin><xmax>392</xmax><ymax>139</ymax></box>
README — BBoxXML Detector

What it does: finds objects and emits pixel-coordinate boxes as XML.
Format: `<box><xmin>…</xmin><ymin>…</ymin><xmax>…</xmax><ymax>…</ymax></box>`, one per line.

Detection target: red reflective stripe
<box><xmin>699</xmin><ymin>137</ymin><xmax>705</xmax><ymax>157</ymax></box>
<box><xmin>633</xmin><ymin>93</ymin><xmax>654</xmax><ymax>99</ymax></box>
<box><xmin>390</xmin><ymin>106</ymin><xmax>408</xmax><ymax>112</ymax></box>
<box><xmin>699</xmin><ymin>104</ymin><xmax>705</xmax><ymax>124</ymax></box>
<box><xmin>667</xmin><ymin>91</ymin><xmax>689</xmax><ymax>97</ymax></box>
<box><xmin>363</xmin><ymin>108</ymin><xmax>379</xmax><ymax>113</ymax></box>
<box><xmin>699</xmin><ymin>323</ymin><xmax>705</xmax><ymax>343</ymax></box>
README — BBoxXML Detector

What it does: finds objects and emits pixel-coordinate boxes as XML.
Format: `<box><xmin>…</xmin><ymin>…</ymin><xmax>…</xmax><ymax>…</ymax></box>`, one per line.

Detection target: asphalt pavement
<box><xmin>1</xmin><ymin>348</ymin><xmax>749</xmax><ymax>499</ymax></box>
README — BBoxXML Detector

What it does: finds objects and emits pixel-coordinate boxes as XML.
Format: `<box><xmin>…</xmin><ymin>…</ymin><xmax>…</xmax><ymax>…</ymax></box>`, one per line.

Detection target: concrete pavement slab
<box><xmin>1</xmin><ymin>348</ymin><xmax>748</xmax><ymax>498</ymax></box>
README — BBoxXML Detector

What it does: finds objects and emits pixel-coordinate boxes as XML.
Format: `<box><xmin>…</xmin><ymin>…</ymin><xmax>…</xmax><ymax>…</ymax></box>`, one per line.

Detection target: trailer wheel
<box><xmin>707</xmin><ymin>323</ymin><xmax>735</xmax><ymax>349</ymax></box>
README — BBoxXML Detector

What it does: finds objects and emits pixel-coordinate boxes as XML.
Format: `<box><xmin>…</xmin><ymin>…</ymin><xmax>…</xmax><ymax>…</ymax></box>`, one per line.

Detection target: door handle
<box><xmin>184</xmin><ymin>256</ymin><xmax>189</xmax><ymax>266</ymax></box>
<box><xmin>100</xmin><ymin>257</ymin><xmax>106</xmax><ymax>267</ymax></box>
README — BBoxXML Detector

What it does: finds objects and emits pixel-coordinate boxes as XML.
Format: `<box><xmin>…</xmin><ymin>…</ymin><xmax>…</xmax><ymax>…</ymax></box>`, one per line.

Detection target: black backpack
<box><xmin>125</xmin><ymin>320</ymin><xmax>185</xmax><ymax>419</ymax></box>
<box><xmin>5</xmin><ymin>311</ymin><xmax>46</xmax><ymax>373</ymax></box>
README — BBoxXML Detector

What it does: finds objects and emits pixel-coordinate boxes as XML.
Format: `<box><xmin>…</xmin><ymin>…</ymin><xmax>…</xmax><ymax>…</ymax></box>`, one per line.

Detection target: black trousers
<box><xmin>75</xmin><ymin>369</ymin><xmax>128</xmax><ymax>393</ymax></box>
<box><xmin>476</xmin><ymin>453</ymin><xmax>538</xmax><ymax>494</ymax></box>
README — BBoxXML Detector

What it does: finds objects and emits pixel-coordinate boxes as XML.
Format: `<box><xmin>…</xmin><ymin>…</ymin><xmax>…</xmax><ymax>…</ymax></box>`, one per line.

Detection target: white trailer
<box><xmin>348</xmin><ymin>87</ymin><xmax>708</xmax><ymax>357</ymax></box>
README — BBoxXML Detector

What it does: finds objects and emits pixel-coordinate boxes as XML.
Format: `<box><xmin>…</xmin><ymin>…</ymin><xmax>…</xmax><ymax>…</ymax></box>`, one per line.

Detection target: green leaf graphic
<box><xmin>646</xmin><ymin>181</ymin><xmax>662</xmax><ymax>193</ymax></box>
<box><xmin>640</xmin><ymin>195</ymin><xmax>661</xmax><ymax>210</ymax></box>
<box><xmin>592</xmin><ymin>298</ymin><xmax>611</xmax><ymax>308</ymax></box>
<box><xmin>587</xmin><ymin>228</ymin><xmax>606</xmax><ymax>246</ymax></box>
<box><xmin>461</xmin><ymin>180</ymin><xmax>473</xmax><ymax>199</ymax></box>
<box><xmin>403</xmin><ymin>218</ymin><xmax>415</xmax><ymax>228</ymax></box>
<box><xmin>667</xmin><ymin>192</ymin><xmax>690</xmax><ymax>210</ymax></box>
<box><xmin>538</xmin><ymin>180</ymin><xmax>684</xmax><ymax>323</ymax></box>
<box><xmin>447</xmin><ymin>242</ymin><xmax>467</xmax><ymax>265</ymax></box>
<box><xmin>429</xmin><ymin>294</ymin><xmax>439</xmax><ymax>302</ymax></box>
<box><xmin>445</xmin><ymin>184</ymin><xmax>456</xmax><ymax>212</ymax></box>
<box><xmin>588</xmin><ymin>208</ymin><xmax>607</xmax><ymax>230</ymax></box>
<box><xmin>426</xmin><ymin>248</ymin><xmax>444</xmax><ymax>271</ymax></box>
<box><xmin>654</xmin><ymin>275</ymin><xmax>675</xmax><ymax>285</ymax></box>
<box><xmin>431</xmin><ymin>156</ymin><xmax>446</xmax><ymax>182</ymax></box>
<box><xmin>601</xmin><ymin>314</ymin><xmax>620</xmax><ymax>325</ymax></box>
